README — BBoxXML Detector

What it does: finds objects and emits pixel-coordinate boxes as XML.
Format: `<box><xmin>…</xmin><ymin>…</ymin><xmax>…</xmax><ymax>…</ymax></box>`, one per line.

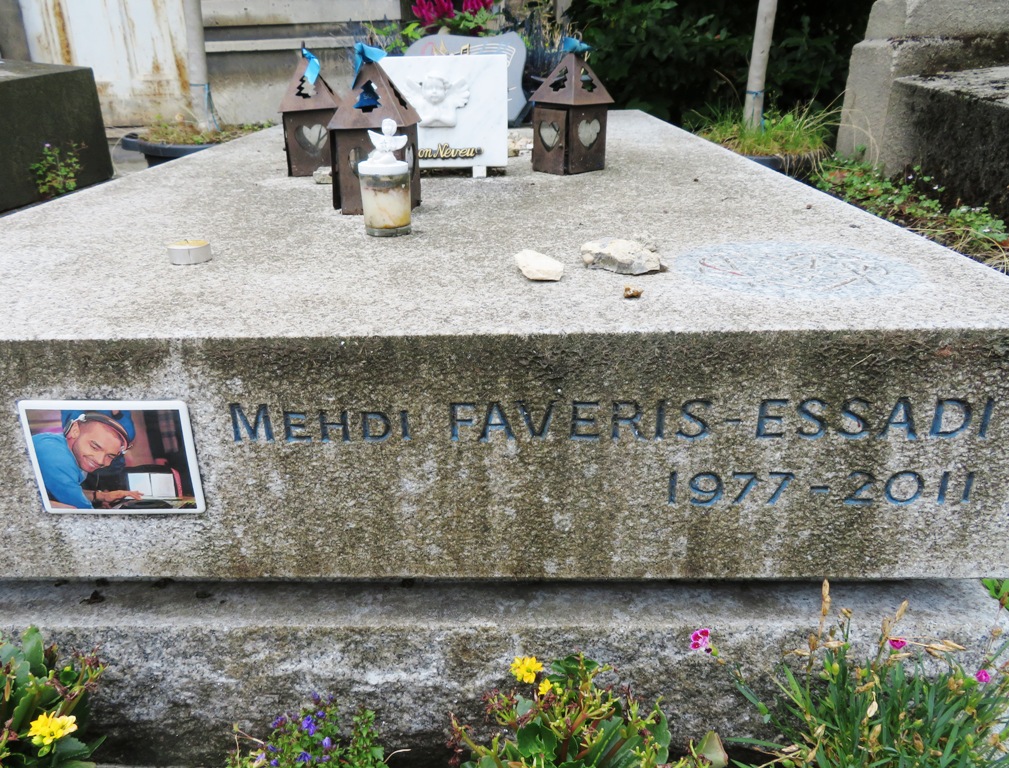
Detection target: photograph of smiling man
<box><xmin>19</xmin><ymin>400</ymin><xmax>204</xmax><ymax>513</ymax></box>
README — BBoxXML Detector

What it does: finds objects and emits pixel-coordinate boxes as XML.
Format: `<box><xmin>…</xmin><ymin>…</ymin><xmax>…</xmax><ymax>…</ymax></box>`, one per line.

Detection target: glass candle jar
<box><xmin>358</xmin><ymin>156</ymin><xmax>411</xmax><ymax>237</ymax></box>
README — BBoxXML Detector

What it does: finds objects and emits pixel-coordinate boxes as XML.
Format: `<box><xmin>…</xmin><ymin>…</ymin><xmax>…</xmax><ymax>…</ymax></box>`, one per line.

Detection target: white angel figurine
<box><xmin>366</xmin><ymin>119</ymin><xmax>408</xmax><ymax>162</ymax></box>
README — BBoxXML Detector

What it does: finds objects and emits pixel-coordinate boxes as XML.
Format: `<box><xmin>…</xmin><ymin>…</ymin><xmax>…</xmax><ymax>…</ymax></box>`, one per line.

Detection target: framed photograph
<box><xmin>19</xmin><ymin>399</ymin><xmax>205</xmax><ymax>514</ymax></box>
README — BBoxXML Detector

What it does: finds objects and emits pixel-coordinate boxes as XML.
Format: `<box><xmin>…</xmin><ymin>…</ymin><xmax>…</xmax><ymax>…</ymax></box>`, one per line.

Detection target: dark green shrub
<box><xmin>563</xmin><ymin>0</ymin><xmax>874</xmax><ymax>123</ymax></box>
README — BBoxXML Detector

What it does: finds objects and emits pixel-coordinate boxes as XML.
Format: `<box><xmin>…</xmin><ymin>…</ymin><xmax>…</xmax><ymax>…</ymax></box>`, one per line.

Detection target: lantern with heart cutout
<box><xmin>327</xmin><ymin>58</ymin><xmax>421</xmax><ymax>215</ymax></box>
<box><xmin>279</xmin><ymin>47</ymin><xmax>342</xmax><ymax>177</ymax></box>
<box><xmin>530</xmin><ymin>52</ymin><xmax>613</xmax><ymax>175</ymax></box>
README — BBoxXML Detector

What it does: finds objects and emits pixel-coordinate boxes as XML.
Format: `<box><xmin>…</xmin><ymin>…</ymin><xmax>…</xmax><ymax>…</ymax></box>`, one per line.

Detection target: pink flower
<box><xmin>888</xmin><ymin>638</ymin><xmax>907</xmax><ymax>650</ymax></box>
<box><xmin>433</xmin><ymin>0</ymin><xmax>455</xmax><ymax>19</ymax></box>
<box><xmin>690</xmin><ymin>628</ymin><xmax>711</xmax><ymax>651</ymax></box>
<box><xmin>462</xmin><ymin>0</ymin><xmax>493</xmax><ymax>12</ymax></box>
<box><xmin>411</xmin><ymin>0</ymin><xmax>439</xmax><ymax>26</ymax></box>
<box><xmin>976</xmin><ymin>669</ymin><xmax>991</xmax><ymax>684</ymax></box>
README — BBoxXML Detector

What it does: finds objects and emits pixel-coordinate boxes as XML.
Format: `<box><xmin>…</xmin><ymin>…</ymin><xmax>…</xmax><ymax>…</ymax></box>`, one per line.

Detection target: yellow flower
<box><xmin>510</xmin><ymin>656</ymin><xmax>543</xmax><ymax>684</ymax></box>
<box><xmin>28</xmin><ymin>712</ymin><xmax>77</xmax><ymax>747</ymax></box>
<box><xmin>538</xmin><ymin>679</ymin><xmax>555</xmax><ymax>696</ymax></box>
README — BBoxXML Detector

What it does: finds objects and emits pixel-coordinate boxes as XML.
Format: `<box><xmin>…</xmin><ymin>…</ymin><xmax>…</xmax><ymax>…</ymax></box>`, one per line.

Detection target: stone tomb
<box><xmin>0</xmin><ymin>112</ymin><xmax>1007</xmax><ymax>764</ymax></box>
<box><xmin>0</xmin><ymin>60</ymin><xmax>113</xmax><ymax>213</ymax></box>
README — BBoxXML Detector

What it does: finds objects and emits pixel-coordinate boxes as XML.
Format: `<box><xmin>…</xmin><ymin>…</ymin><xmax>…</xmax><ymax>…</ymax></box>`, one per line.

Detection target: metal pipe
<box><xmin>182</xmin><ymin>0</ymin><xmax>215</xmax><ymax>129</ymax></box>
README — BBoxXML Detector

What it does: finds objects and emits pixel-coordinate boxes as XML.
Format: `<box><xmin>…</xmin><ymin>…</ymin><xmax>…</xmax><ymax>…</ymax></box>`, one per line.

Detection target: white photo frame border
<box><xmin>18</xmin><ymin>399</ymin><xmax>206</xmax><ymax>515</ymax></box>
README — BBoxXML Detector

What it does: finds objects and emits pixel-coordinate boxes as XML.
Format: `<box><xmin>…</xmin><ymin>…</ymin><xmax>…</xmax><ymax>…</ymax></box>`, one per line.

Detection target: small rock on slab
<box><xmin>581</xmin><ymin>237</ymin><xmax>663</xmax><ymax>275</ymax></box>
<box><xmin>515</xmin><ymin>249</ymin><xmax>563</xmax><ymax>281</ymax></box>
<box><xmin>313</xmin><ymin>166</ymin><xmax>333</xmax><ymax>185</ymax></box>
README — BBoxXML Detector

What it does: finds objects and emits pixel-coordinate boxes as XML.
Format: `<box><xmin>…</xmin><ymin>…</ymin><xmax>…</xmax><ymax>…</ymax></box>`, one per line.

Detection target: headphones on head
<box><xmin>64</xmin><ymin>411</ymin><xmax>132</xmax><ymax>455</ymax></box>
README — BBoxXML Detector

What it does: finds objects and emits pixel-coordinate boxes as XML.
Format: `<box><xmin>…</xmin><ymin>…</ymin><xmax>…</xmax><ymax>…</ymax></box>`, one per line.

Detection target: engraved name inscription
<box><xmin>229</xmin><ymin>396</ymin><xmax>994</xmax><ymax>506</ymax></box>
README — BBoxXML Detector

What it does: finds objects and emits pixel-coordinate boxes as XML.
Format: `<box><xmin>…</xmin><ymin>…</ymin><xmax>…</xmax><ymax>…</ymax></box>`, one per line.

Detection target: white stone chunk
<box><xmin>515</xmin><ymin>249</ymin><xmax>564</xmax><ymax>281</ymax></box>
<box><xmin>581</xmin><ymin>237</ymin><xmax>664</xmax><ymax>274</ymax></box>
<box><xmin>313</xmin><ymin>166</ymin><xmax>332</xmax><ymax>184</ymax></box>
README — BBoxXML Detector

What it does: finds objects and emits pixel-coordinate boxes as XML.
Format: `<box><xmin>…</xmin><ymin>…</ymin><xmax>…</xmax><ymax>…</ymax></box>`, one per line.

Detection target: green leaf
<box><xmin>10</xmin><ymin>682</ymin><xmax>40</xmax><ymax>731</ymax></box>
<box><xmin>517</xmin><ymin>723</ymin><xmax>557</xmax><ymax>759</ymax></box>
<box><xmin>696</xmin><ymin>731</ymin><xmax>728</xmax><ymax>768</ymax></box>
<box><xmin>584</xmin><ymin>717</ymin><xmax>624</xmax><ymax>766</ymax></box>
<box><xmin>650</xmin><ymin>709</ymin><xmax>670</xmax><ymax>749</ymax></box>
<box><xmin>21</xmin><ymin>626</ymin><xmax>46</xmax><ymax>678</ymax></box>
<box><xmin>52</xmin><ymin>736</ymin><xmax>94</xmax><ymax>761</ymax></box>
<box><xmin>476</xmin><ymin>755</ymin><xmax>499</xmax><ymax>768</ymax></box>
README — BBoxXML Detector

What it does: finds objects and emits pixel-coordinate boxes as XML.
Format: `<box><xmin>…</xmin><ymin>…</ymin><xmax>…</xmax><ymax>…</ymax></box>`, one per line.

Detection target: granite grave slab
<box><xmin>1</xmin><ymin>112</ymin><xmax>1008</xmax><ymax>581</ymax></box>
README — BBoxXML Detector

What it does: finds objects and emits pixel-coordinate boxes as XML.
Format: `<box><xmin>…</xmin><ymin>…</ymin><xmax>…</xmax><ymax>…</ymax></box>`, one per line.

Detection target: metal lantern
<box><xmin>530</xmin><ymin>53</ymin><xmax>614</xmax><ymax>175</ymax></box>
<box><xmin>327</xmin><ymin>61</ymin><xmax>421</xmax><ymax>215</ymax></box>
<box><xmin>279</xmin><ymin>49</ymin><xmax>341</xmax><ymax>177</ymax></box>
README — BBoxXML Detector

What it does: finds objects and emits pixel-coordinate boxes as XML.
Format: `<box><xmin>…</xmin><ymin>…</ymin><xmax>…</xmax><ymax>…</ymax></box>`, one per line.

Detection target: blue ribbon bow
<box><xmin>301</xmin><ymin>47</ymin><xmax>320</xmax><ymax>85</ymax></box>
<box><xmin>353</xmin><ymin>42</ymin><xmax>387</xmax><ymax>80</ymax></box>
<box><xmin>561</xmin><ymin>37</ymin><xmax>592</xmax><ymax>53</ymax></box>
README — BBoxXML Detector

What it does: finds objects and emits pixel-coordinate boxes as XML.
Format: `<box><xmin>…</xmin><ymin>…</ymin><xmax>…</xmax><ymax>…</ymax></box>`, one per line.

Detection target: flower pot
<box><xmin>121</xmin><ymin>132</ymin><xmax>214</xmax><ymax>167</ymax></box>
<box><xmin>745</xmin><ymin>148</ymin><xmax>828</xmax><ymax>180</ymax></box>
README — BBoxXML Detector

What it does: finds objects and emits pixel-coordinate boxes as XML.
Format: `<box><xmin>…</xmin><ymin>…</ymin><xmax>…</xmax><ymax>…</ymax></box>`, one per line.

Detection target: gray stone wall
<box><xmin>837</xmin><ymin>0</ymin><xmax>1009</xmax><ymax>167</ymax></box>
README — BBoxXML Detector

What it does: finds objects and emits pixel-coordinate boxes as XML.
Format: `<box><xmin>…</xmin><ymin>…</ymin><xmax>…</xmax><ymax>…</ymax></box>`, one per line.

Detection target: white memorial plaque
<box><xmin>381</xmin><ymin>54</ymin><xmax>509</xmax><ymax>170</ymax></box>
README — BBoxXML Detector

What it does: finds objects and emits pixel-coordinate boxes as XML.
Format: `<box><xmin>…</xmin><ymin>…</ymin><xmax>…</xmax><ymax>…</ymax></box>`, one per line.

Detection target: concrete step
<box><xmin>2</xmin><ymin>579</ymin><xmax>999</xmax><ymax>767</ymax></box>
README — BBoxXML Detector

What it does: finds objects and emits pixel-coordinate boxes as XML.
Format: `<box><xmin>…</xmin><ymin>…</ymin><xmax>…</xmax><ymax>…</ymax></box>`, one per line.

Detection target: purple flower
<box><xmin>270</xmin><ymin>761</ymin><xmax>279</xmax><ymax>767</ymax></box>
<box><xmin>301</xmin><ymin>715</ymin><xmax>317</xmax><ymax>735</ymax></box>
<box><xmin>271</xmin><ymin>716</ymin><xmax>287</xmax><ymax>729</ymax></box>
<box><xmin>297</xmin><ymin>752</ymin><xmax>312</xmax><ymax>763</ymax></box>
<box><xmin>320</xmin><ymin>757</ymin><xmax>331</xmax><ymax>763</ymax></box>
<box><xmin>267</xmin><ymin>744</ymin><xmax>279</xmax><ymax>753</ymax></box>
<box><xmin>976</xmin><ymin>669</ymin><xmax>992</xmax><ymax>683</ymax></box>
<box><xmin>44</xmin><ymin>143</ymin><xmax>51</xmax><ymax>148</ymax></box>
<box><xmin>888</xmin><ymin>638</ymin><xmax>907</xmax><ymax>650</ymax></box>
<box><xmin>322</xmin><ymin>737</ymin><xmax>333</xmax><ymax>750</ymax></box>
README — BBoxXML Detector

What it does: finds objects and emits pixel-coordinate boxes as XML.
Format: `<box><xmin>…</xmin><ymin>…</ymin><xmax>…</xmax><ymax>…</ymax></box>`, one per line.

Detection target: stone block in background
<box><xmin>0</xmin><ymin>60</ymin><xmax>113</xmax><ymax>213</ymax></box>
<box><xmin>894</xmin><ymin>67</ymin><xmax>1009</xmax><ymax>220</ymax></box>
<box><xmin>837</xmin><ymin>0</ymin><xmax>1009</xmax><ymax>170</ymax></box>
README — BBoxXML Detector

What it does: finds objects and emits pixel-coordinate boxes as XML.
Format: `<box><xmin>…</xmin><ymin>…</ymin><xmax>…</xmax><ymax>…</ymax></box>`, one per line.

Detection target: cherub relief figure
<box><xmin>401</xmin><ymin>71</ymin><xmax>470</xmax><ymax>127</ymax></box>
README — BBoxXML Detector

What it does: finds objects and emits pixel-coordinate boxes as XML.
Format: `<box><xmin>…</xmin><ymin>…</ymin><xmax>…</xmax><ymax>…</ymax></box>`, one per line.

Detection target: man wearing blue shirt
<box><xmin>33</xmin><ymin>411</ymin><xmax>144</xmax><ymax>509</ymax></box>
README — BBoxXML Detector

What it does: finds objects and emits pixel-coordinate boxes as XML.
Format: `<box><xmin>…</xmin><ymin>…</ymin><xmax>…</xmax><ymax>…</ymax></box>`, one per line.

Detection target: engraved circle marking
<box><xmin>675</xmin><ymin>242</ymin><xmax>919</xmax><ymax>298</ymax></box>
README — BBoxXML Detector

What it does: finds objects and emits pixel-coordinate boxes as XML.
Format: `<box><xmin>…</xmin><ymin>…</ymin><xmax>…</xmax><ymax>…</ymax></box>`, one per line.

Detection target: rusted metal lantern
<box><xmin>279</xmin><ymin>48</ymin><xmax>341</xmax><ymax>177</ymax></box>
<box><xmin>327</xmin><ymin>60</ymin><xmax>421</xmax><ymax>215</ymax></box>
<box><xmin>530</xmin><ymin>53</ymin><xmax>614</xmax><ymax>175</ymax></box>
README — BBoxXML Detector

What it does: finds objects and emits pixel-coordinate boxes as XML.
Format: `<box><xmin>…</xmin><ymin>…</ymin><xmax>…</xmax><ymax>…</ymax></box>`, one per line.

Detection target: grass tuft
<box><xmin>687</xmin><ymin>102</ymin><xmax>838</xmax><ymax>157</ymax></box>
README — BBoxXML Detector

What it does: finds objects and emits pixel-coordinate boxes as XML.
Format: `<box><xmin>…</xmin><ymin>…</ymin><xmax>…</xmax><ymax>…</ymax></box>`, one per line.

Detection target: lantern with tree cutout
<box><xmin>327</xmin><ymin>57</ymin><xmax>420</xmax><ymax>215</ymax></box>
<box><xmin>530</xmin><ymin>52</ymin><xmax>613</xmax><ymax>175</ymax></box>
<box><xmin>279</xmin><ymin>47</ymin><xmax>341</xmax><ymax>177</ymax></box>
